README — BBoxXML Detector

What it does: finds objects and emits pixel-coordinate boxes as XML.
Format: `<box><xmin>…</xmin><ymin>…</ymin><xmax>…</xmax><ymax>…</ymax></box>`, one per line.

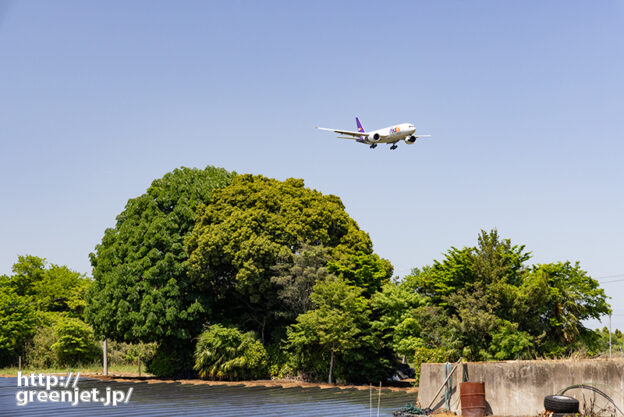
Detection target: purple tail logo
<box><xmin>356</xmin><ymin>117</ymin><xmax>365</xmax><ymax>133</ymax></box>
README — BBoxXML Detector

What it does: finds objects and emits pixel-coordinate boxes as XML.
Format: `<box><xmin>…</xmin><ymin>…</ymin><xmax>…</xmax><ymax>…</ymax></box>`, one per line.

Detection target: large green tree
<box><xmin>0</xmin><ymin>256</ymin><xmax>95</xmax><ymax>367</ymax></box>
<box><xmin>5</xmin><ymin>255</ymin><xmax>90</xmax><ymax>317</ymax></box>
<box><xmin>86</xmin><ymin>166</ymin><xmax>235</xmax><ymax>375</ymax></box>
<box><xmin>186</xmin><ymin>174</ymin><xmax>375</xmax><ymax>343</ymax></box>
<box><xmin>370</xmin><ymin>282</ymin><xmax>430</xmax><ymax>361</ymax></box>
<box><xmin>286</xmin><ymin>276</ymin><xmax>369</xmax><ymax>384</ymax></box>
<box><xmin>518</xmin><ymin>261</ymin><xmax>611</xmax><ymax>354</ymax></box>
<box><xmin>404</xmin><ymin>229</ymin><xmax>610</xmax><ymax>360</ymax></box>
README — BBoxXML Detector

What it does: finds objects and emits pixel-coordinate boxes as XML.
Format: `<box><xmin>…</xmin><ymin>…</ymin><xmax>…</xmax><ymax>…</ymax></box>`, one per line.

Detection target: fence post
<box><xmin>103</xmin><ymin>339</ymin><xmax>108</xmax><ymax>376</ymax></box>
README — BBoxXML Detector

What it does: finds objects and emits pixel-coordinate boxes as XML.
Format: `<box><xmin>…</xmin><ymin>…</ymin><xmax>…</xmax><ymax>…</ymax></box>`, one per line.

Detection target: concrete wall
<box><xmin>418</xmin><ymin>358</ymin><xmax>624</xmax><ymax>416</ymax></box>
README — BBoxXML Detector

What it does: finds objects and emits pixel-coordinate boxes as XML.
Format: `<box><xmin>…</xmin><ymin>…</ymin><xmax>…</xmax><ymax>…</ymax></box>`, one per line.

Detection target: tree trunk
<box><xmin>261</xmin><ymin>317</ymin><xmax>266</xmax><ymax>344</ymax></box>
<box><xmin>328</xmin><ymin>350</ymin><xmax>335</xmax><ymax>384</ymax></box>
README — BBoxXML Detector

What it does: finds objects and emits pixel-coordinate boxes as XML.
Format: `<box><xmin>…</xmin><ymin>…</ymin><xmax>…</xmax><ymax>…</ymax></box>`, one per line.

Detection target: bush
<box><xmin>51</xmin><ymin>317</ymin><xmax>101</xmax><ymax>365</ymax></box>
<box><xmin>0</xmin><ymin>282</ymin><xmax>39</xmax><ymax>366</ymax></box>
<box><xmin>194</xmin><ymin>325</ymin><xmax>268</xmax><ymax>381</ymax></box>
<box><xmin>146</xmin><ymin>348</ymin><xmax>178</xmax><ymax>378</ymax></box>
<box><xmin>413</xmin><ymin>346</ymin><xmax>458</xmax><ymax>385</ymax></box>
<box><xmin>146</xmin><ymin>339</ymin><xmax>196</xmax><ymax>378</ymax></box>
<box><xmin>266</xmin><ymin>343</ymin><xmax>297</xmax><ymax>379</ymax></box>
<box><xmin>25</xmin><ymin>325</ymin><xmax>57</xmax><ymax>368</ymax></box>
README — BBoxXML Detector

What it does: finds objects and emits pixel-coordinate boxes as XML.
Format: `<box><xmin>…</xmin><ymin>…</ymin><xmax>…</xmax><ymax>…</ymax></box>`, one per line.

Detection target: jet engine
<box><xmin>370</xmin><ymin>133</ymin><xmax>381</xmax><ymax>141</ymax></box>
<box><xmin>404</xmin><ymin>136</ymin><xmax>417</xmax><ymax>144</ymax></box>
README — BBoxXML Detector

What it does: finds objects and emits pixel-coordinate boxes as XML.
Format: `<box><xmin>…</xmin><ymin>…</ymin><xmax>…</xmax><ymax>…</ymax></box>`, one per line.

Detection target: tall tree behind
<box><xmin>186</xmin><ymin>174</ymin><xmax>375</xmax><ymax>343</ymax></box>
<box><xmin>86</xmin><ymin>166</ymin><xmax>235</xmax><ymax>376</ymax></box>
<box><xmin>271</xmin><ymin>244</ymin><xmax>332</xmax><ymax>318</ymax></box>
<box><xmin>405</xmin><ymin>229</ymin><xmax>610</xmax><ymax>360</ymax></box>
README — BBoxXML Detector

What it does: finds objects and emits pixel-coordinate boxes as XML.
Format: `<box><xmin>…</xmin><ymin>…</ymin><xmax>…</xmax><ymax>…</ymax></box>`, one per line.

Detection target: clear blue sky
<box><xmin>1</xmin><ymin>1</ymin><xmax>623</xmax><ymax>329</ymax></box>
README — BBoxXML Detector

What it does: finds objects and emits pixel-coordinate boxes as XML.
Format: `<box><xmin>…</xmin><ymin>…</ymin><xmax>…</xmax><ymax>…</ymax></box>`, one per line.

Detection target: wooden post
<box><xmin>103</xmin><ymin>339</ymin><xmax>108</xmax><ymax>376</ymax></box>
<box><xmin>369</xmin><ymin>383</ymin><xmax>372</xmax><ymax>417</ymax></box>
<box><xmin>18</xmin><ymin>355</ymin><xmax>21</xmax><ymax>372</ymax></box>
<box><xmin>138</xmin><ymin>359</ymin><xmax>141</xmax><ymax>377</ymax></box>
<box><xmin>377</xmin><ymin>381</ymin><xmax>381</xmax><ymax>417</ymax></box>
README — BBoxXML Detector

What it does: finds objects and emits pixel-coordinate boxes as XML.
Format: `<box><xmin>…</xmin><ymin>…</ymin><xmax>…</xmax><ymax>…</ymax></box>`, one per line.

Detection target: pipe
<box><xmin>426</xmin><ymin>357</ymin><xmax>463</xmax><ymax>410</ymax></box>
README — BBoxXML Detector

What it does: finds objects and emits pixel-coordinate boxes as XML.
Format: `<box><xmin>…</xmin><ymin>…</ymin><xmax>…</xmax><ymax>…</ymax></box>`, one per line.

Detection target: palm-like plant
<box><xmin>194</xmin><ymin>325</ymin><xmax>268</xmax><ymax>380</ymax></box>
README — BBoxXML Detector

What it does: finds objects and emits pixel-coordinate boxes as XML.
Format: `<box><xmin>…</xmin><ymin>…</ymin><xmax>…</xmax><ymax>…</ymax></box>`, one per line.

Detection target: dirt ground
<box><xmin>1</xmin><ymin>371</ymin><xmax>419</xmax><ymax>394</ymax></box>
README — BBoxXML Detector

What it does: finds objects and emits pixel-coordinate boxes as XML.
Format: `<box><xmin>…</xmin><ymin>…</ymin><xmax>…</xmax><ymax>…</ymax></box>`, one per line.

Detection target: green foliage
<box><xmin>488</xmin><ymin>320</ymin><xmax>533</xmax><ymax>360</ymax></box>
<box><xmin>187</xmin><ymin>174</ymin><xmax>374</xmax><ymax>342</ymax></box>
<box><xmin>146</xmin><ymin>348</ymin><xmax>179</xmax><ymax>378</ymax></box>
<box><xmin>193</xmin><ymin>325</ymin><xmax>268</xmax><ymax>381</ymax></box>
<box><xmin>24</xmin><ymin>325</ymin><xmax>57</xmax><ymax>368</ymax></box>
<box><xmin>51</xmin><ymin>317</ymin><xmax>101</xmax><ymax>365</ymax></box>
<box><xmin>123</xmin><ymin>342</ymin><xmax>157</xmax><ymax>365</ymax></box>
<box><xmin>445</xmin><ymin>284</ymin><xmax>501</xmax><ymax>361</ymax></box>
<box><xmin>33</xmin><ymin>265</ymin><xmax>90</xmax><ymax>316</ymax></box>
<box><xmin>287</xmin><ymin>276</ymin><xmax>370</xmax><ymax>383</ymax></box>
<box><xmin>409</xmin><ymin>230</ymin><xmax>530</xmax><ymax>304</ymax></box>
<box><xmin>371</xmin><ymin>282</ymin><xmax>429</xmax><ymax>360</ymax></box>
<box><xmin>86</xmin><ymin>166</ymin><xmax>235</xmax><ymax>356</ymax></box>
<box><xmin>7</xmin><ymin>255</ymin><xmax>46</xmax><ymax>297</ymax></box>
<box><xmin>403</xmin><ymin>229</ymin><xmax>611</xmax><ymax>361</ymax></box>
<box><xmin>519</xmin><ymin>262</ymin><xmax>611</xmax><ymax>353</ymax></box>
<box><xmin>0</xmin><ymin>284</ymin><xmax>39</xmax><ymax>366</ymax></box>
<box><xmin>271</xmin><ymin>244</ymin><xmax>332</xmax><ymax>318</ymax></box>
<box><xmin>413</xmin><ymin>345</ymin><xmax>457</xmax><ymax>384</ymax></box>
<box><xmin>266</xmin><ymin>343</ymin><xmax>298</xmax><ymax>378</ymax></box>
<box><xmin>590</xmin><ymin>327</ymin><xmax>624</xmax><ymax>356</ymax></box>
<box><xmin>4</xmin><ymin>255</ymin><xmax>90</xmax><ymax>317</ymax></box>
<box><xmin>0</xmin><ymin>256</ymin><xmax>92</xmax><ymax>367</ymax></box>
<box><xmin>327</xmin><ymin>252</ymin><xmax>393</xmax><ymax>296</ymax></box>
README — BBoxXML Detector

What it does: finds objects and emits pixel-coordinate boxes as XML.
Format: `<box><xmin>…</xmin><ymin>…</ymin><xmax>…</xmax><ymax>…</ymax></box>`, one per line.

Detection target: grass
<box><xmin>0</xmin><ymin>363</ymin><xmax>149</xmax><ymax>376</ymax></box>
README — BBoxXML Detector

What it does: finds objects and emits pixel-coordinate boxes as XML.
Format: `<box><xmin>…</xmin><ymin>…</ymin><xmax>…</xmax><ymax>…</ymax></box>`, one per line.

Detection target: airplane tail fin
<box><xmin>356</xmin><ymin>117</ymin><xmax>365</xmax><ymax>133</ymax></box>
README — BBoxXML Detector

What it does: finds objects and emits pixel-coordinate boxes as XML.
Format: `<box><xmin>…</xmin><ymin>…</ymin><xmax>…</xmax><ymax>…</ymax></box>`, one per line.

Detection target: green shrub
<box><xmin>267</xmin><ymin>343</ymin><xmax>297</xmax><ymax>379</ymax></box>
<box><xmin>146</xmin><ymin>348</ymin><xmax>178</xmax><ymax>378</ymax></box>
<box><xmin>0</xmin><ymin>282</ymin><xmax>39</xmax><ymax>366</ymax></box>
<box><xmin>194</xmin><ymin>325</ymin><xmax>268</xmax><ymax>381</ymax></box>
<box><xmin>25</xmin><ymin>325</ymin><xmax>57</xmax><ymax>368</ymax></box>
<box><xmin>413</xmin><ymin>346</ymin><xmax>458</xmax><ymax>385</ymax></box>
<box><xmin>51</xmin><ymin>317</ymin><xmax>101</xmax><ymax>365</ymax></box>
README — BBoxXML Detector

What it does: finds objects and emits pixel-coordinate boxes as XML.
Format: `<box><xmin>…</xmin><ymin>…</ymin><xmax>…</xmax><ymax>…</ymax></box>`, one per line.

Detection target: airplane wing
<box><xmin>413</xmin><ymin>134</ymin><xmax>432</xmax><ymax>138</ymax></box>
<box><xmin>316</xmin><ymin>127</ymin><xmax>369</xmax><ymax>138</ymax></box>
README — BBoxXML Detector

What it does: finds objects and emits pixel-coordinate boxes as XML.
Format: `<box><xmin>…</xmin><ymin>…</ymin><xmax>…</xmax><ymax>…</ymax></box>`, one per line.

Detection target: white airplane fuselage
<box><xmin>316</xmin><ymin>117</ymin><xmax>430</xmax><ymax>150</ymax></box>
<box><xmin>363</xmin><ymin>123</ymin><xmax>417</xmax><ymax>144</ymax></box>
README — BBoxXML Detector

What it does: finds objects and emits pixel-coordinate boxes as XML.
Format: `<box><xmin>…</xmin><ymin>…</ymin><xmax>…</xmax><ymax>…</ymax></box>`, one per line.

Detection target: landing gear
<box><xmin>390</xmin><ymin>144</ymin><xmax>398</xmax><ymax>150</ymax></box>
<box><xmin>369</xmin><ymin>144</ymin><xmax>377</xmax><ymax>149</ymax></box>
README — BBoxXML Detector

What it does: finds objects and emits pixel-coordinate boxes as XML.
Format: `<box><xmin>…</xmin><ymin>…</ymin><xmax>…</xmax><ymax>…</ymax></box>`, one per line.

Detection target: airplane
<box><xmin>316</xmin><ymin>117</ymin><xmax>431</xmax><ymax>150</ymax></box>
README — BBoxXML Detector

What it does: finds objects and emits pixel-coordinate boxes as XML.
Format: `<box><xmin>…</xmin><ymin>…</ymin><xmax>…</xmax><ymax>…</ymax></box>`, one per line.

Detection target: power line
<box><xmin>598</xmin><ymin>278</ymin><xmax>624</xmax><ymax>284</ymax></box>
<box><xmin>596</xmin><ymin>273</ymin><xmax>624</xmax><ymax>280</ymax></box>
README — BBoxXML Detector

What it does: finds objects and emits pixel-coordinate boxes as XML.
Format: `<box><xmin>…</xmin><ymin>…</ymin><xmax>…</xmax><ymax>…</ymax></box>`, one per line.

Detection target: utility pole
<box><xmin>609</xmin><ymin>314</ymin><xmax>612</xmax><ymax>358</ymax></box>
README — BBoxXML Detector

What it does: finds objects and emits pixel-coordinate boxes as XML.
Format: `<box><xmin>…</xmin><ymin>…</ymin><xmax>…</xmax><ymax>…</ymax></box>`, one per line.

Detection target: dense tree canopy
<box><xmin>0</xmin><ymin>255</ymin><xmax>94</xmax><ymax>366</ymax></box>
<box><xmin>402</xmin><ymin>229</ymin><xmax>611</xmax><ymax>361</ymax></box>
<box><xmin>86</xmin><ymin>166</ymin><xmax>235</xmax><ymax>345</ymax></box>
<box><xmin>4</xmin><ymin>255</ymin><xmax>89</xmax><ymax>317</ymax></box>
<box><xmin>186</xmin><ymin>174</ymin><xmax>375</xmax><ymax>342</ymax></box>
<box><xmin>3</xmin><ymin>161</ymin><xmax>613</xmax><ymax>383</ymax></box>
<box><xmin>271</xmin><ymin>244</ymin><xmax>332</xmax><ymax>319</ymax></box>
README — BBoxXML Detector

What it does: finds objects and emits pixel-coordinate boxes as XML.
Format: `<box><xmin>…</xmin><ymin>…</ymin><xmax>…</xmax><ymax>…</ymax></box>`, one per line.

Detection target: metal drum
<box><xmin>460</xmin><ymin>381</ymin><xmax>486</xmax><ymax>417</ymax></box>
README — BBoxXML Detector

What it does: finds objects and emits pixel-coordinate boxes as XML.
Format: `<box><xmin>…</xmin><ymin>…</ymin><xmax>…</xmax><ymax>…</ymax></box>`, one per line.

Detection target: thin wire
<box><xmin>596</xmin><ymin>274</ymin><xmax>624</xmax><ymax>280</ymax></box>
